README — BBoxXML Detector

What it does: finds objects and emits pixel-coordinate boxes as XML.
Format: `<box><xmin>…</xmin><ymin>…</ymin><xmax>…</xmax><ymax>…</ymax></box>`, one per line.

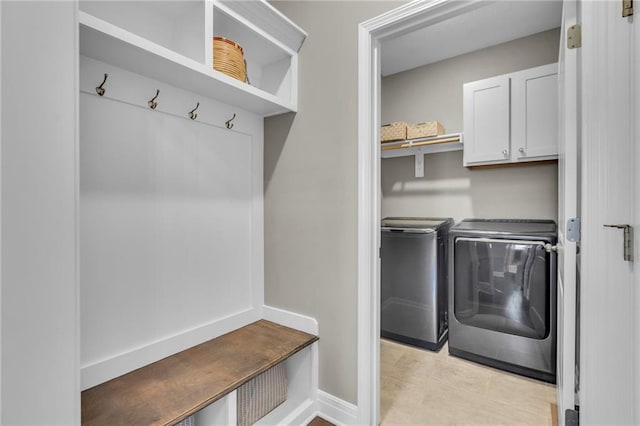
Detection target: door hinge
<box><xmin>566</xmin><ymin>408</ymin><xmax>579</xmax><ymax>426</ymax></box>
<box><xmin>623</xmin><ymin>0</ymin><xmax>634</xmax><ymax>17</ymax></box>
<box><xmin>567</xmin><ymin>218</ymin><xmax>581</xmax><ymax>242</ymax></box>
<box><xmin>567</xmin><ymin>24</ymin><xmax>582</xmax><ymax>49</ymax></box>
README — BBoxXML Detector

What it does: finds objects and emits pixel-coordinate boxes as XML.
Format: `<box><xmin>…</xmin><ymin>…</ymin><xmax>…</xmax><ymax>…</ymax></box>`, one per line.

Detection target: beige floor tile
<box><xmin>381</xmin><ymin>339</ymin><xmax>556</xmax><ymax>426</ymax></box>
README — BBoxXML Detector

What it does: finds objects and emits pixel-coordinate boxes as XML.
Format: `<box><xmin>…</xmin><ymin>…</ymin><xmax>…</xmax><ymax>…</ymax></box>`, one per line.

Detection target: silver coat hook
<box><xmin>96</xmin><ymin>73</ymin><xmax>108</xmax><ymax>96</ymax></box>
<box><xmin>148</xmin><ymin>89</ymin><xmax>160</xmax><ymax>110</ymax></box>
<box><xmin>225</xmin><ymin>113</ymin><xmax>236</xmax><ymax>129</ymax></box>
<box><xmin>188</xmin><ymin>102</ymin><xmax>200</xmax><ymax>120</ymax></box>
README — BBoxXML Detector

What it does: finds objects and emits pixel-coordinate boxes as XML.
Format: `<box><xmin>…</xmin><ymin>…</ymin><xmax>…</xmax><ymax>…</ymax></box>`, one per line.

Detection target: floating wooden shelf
<box><xmin>81</xmin><ymin>320</ymin><xmax>318</xmax><ymax>426</ymax></box>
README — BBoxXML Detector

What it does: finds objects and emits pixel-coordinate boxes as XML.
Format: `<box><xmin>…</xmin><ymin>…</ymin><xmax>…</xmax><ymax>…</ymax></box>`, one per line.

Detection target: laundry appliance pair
<box><xmin>381</xmin><ymin>217</ymin><xmax>557</xmax><ymax>383</ymax></box>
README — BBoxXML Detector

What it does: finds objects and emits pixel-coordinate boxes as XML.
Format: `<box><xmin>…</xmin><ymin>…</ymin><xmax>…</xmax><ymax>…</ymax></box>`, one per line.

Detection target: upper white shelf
<box><xmin>78</xmin><ymin>0</ymin><xmax>304</xmax><ymax>117</ymax></box>
<box><xmin>381</xmin><ymin>133</ymin><xmax>464</xmax><ymax>158</ymax></box>
<box><xmin>381</xmin><ymin>133</ymin><xmax>464</xmax><ymax>178</ymax></box>
<box><xmin>215</xmin><ymin>0</ymin><xmax>306</xmax><ymax>53</ymax></box>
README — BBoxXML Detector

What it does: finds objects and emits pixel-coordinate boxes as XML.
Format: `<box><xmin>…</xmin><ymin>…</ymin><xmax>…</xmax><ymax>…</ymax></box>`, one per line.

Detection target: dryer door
<box><xmin>453</xmin><ymin>237</ymin><xmax>551</xmax><ymax>339</ymax></box>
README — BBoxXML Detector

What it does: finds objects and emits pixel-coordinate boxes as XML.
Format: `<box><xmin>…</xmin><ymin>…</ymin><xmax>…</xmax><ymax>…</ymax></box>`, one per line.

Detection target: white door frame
<box><xmin>358</xmin><ymin>1</ymin><xmax>638</xmax><ymax>425</ymax></box>
<box><xmin>357</xmin><ymin>1</ymin><xmax>504</xmax><ymax>423</ymax></box>
<box><xmin>556</xmin><ymin>0</ymin><xmax>579</xmax><ymax>422</ymax></box>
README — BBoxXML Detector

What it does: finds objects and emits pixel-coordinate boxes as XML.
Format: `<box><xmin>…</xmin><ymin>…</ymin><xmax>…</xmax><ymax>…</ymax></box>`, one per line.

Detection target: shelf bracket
<box><xmin>414</xmin><ymin>153</ymin><xmax>424</xmax><ymax>178</ymax></box>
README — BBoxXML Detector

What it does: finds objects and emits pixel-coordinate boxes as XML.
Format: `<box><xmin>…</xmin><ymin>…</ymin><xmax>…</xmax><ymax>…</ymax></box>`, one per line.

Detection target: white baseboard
<box><xmin>316</xmin><ymin>390</ymin><xmax>358</xmax><ymax>426</ymax></box>
<box><xmin>276</xmin><ymin>398</ymin><xmax>317</xmax><ymax>426</ymax></box>
<box><xmin>262</xmin><ymin>305</ymin><xmax>318</xmax><ymax>335</ymax></box>
<box><xmin>80</xmin><ymin>308</ymin><xmax>260</xmax><ymax>390</ymax></box>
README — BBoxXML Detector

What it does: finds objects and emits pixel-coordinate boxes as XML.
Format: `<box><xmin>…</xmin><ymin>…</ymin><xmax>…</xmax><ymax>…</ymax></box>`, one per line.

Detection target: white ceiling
<box><xmin>380</xmin><ymin>1</ymin><xmax>563</xmax><ymax>76</ymax></box>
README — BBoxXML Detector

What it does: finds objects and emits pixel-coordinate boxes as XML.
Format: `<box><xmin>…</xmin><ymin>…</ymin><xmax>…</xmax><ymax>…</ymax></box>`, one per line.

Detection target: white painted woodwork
<box><xmin>580</xmin><ymin>1</ymin><xmax>636</xmax><ymax>424</ymax></box>
<box><xmin>0</xmin><ymin>0</ymin><xmax>315</xmax><ymax>421</ymax></box>
<box><xmin>76</xmin><ymin>11</ymin><xmax>316</xmax><ymax>426</ymax></box>
<box><xmin>254</xmin><ymin>345</ymin><xmax>316</xmax><ymax>425</ymax></box>
<box><xmin>79</xmin><ymin>0</ymin><xmax>303</xmax><ymax>116</ymax></box>
<box><xmin>316</xmin><ymin>390</ymin><xmax>359</xmax><ymax>425</ymax></box>
<box><xmin>189</xmin><ymin>342</ymin><xmax>317</xmax><ymax>426</ymax></box>
<box><xmin>380</xmin><ymin>133</ymin><xmax>464</xmax><ymax>178</ymax></box>
<box><xmin>556</xmin><ymin>1</ymin><xmax>578</xmax><ymax>423</ymax></box>
<box><xmin>464</xmin><ymin>64</ymin><xmax>558</xmax><ymax>166</ymax></box>
<box><xmin>0</xmin><ymin>4</ymin><xmax>3</xmax><ymax>418</ymax></box>
<box><xmin>262</xmin><ymin>305</ymin><xmax>319</xmax><ymax>335</ymax></box>
<box><xmin>512</xmin><ymin>63</ymin><xmax>559</xmax><ymax>161</ymax></box>
<box><xmin>79</xmin><ymin>1</ymin><xmax>206</xmax><ymax>64</ymax></box>
<box><xmin>380</xmin><ymin>133</ymin><xmax>464</xmax><ymax>159</ymax></box>
<box><xmin>463</xmin><ymin>75</ymin><xmax>511</xmax><ymax>165</ymax></box>
<box><xmin>195</xmin><ymin>390</ymin><xmax>237</xmax><ymax>425</ymax></box>
<box><xmin>215</xmin><ymin>0</ymin><xmax>307</xmax><ymax>53</ymax></box>
<box><xmin>212</xmin><ymin>3</ymin><xmax>296</xmax><ymax>106</ymax></box>
<box><xmin>79</xmin><ymin>57</ymin><xmax>267</xmax><ymax>389</ymax></box>
<box><xmin>0</xmin><ymin>1</ymin><xmax>80</xmax><ymax>424</ymax></box>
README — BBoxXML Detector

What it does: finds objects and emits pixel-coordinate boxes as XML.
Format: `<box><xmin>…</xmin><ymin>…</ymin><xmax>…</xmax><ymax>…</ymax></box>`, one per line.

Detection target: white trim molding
<box><xmin>357</xmin><ymin>1</ymin><xmax>494</xmax><ymax>423</ymax></box>
<box><xmin>262</xmin><ymin>305</ymin><xmax>319</xmax><ymax>335</ymax></box>
<box><xmin>0</xmin><ymin>2</ymin><xmax>3</xmax><ymax>419</ymax></box>
<box><xmin>81</xmin><ymin>308</ymin><xmax>260</xmax><ymax>390</ymax></box>
<box><xmin>316</xmin><ymin>390</ymin><xmax>358</xmax><ymax>426</ymax></box>
<box><xmin>356</xmin><ymin>17</ymin><xmax>379</xmax><ymax>426</ymax></box>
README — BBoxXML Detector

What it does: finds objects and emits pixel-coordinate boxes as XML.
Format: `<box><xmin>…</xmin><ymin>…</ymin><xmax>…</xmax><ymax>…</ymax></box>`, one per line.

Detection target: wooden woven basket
<box><xmin>213</xmin><ymin>36</ymin><xmax>247</xmax><ymax>83</ymax></box>
<box><xmin>407</xmin><ymin>121</ymin><xmax>445</xmax><ymax>139</ymax></box>
<box><xmin>381</xmin><ymin>121</ymin><xmax>408</xmax><ymax>143</ymax></box>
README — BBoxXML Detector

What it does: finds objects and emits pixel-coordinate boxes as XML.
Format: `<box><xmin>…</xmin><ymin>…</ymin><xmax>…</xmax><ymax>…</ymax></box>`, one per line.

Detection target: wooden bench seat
<box><xmin>81</xmin><ymin>320</ymin><xmax>318</xmax><ymax>426</ymax></box>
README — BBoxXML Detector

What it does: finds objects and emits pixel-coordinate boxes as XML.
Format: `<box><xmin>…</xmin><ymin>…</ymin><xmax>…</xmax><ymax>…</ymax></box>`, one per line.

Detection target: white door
<box><xmin>555</xmin><ymin>1</ymin><xmax>579</xmax><ymax>424</ymax></box>
<box><xmin>580</xmin><ymin>0</ymin><xmax>636</xmax><ymax>424</ymax></box>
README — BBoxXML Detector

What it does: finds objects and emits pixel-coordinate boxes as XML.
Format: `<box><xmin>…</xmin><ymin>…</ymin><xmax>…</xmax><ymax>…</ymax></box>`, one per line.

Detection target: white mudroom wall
<box><xmin>79</xmin><ymin>57</ymin><xmax>264</xmax><ymax>389</ymax></box>
<box><xmin>382</xmin><ymin>29</ymin><xmax>560</xmax><ymax>222</ymax></box>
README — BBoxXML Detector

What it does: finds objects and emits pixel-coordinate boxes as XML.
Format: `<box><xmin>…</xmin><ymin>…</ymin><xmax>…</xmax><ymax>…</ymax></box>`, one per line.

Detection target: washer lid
<box><xmin>381</xmin><ymin>217</ymin><xmax>453</xmax><ymax>230</ymax></box>
<box><xmin>451</xmin><ymin>219</ymin><xmax>557</xmax><ymax>236</ymax></box>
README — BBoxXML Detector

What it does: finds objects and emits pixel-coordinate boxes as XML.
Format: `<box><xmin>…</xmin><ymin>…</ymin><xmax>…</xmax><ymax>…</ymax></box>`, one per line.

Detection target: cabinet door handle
<box><xmin>519</xmin><ymin>147</ymin><xmax>525</xmax><ymax>153</ymax></box>
<box><xmin>502</xmin><ymin>149</ymin><xmax>508</xmax><ymax>156</ymax></box>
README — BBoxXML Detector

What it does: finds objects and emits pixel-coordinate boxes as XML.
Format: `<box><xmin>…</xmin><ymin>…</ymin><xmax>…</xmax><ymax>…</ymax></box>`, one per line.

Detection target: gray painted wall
<box><xmin>382</xmin><ymin>29</ymin><xmax>560</xmax><ymax>222</ymax></box>
<box><xmin>265</xmin><ymin>1</ymin><xmax>403</xmax><ymax>404</ymax></box>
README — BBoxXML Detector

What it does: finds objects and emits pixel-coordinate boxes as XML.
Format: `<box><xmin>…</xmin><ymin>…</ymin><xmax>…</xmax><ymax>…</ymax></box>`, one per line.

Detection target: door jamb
<box><xmin>357</xmin><ymin>1</ymin><xmax>500</xmax><ymax>423</ymax></box>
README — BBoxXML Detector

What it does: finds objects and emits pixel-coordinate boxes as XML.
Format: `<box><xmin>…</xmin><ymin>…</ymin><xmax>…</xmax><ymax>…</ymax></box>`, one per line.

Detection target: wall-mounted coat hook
<box><xmin>148</xmin><ymin>89</ymin><xmax>160</xmax><ymax>110</ymax></box>
<box><xmin>188</xmin><ymin>102</ymin><xmax>200</xmax><ymax>120</ymax></box>
<box><xmin>96</xmin><ymin>73</ymin><xmax>108</xmax><ymax>96</ymax></box>
<box><xmin>225</xmin><ymin>113</ymin><xmax>236</xmax><ymax>129</ymax></box>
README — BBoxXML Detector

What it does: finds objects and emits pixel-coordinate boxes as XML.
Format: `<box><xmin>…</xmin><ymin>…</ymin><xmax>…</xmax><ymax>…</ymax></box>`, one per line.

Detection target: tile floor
<box><xmin>381</xmin><ymin>339</ymin><xmax>557</xmax><ymax>425</ymax></box>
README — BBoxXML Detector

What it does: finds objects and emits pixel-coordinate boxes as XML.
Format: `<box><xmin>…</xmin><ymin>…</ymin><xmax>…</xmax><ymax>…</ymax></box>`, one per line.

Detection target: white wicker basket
<box><xmin>237</xmin><ymin>363</ymin><xmax>287</xmax><ymax>426</ymax></box>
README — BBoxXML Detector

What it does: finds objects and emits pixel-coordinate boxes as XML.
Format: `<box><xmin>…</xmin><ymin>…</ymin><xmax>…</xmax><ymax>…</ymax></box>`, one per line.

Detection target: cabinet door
<box><xmin>463</xmin><ymin>75</ymin><xmax>511</xmax><ymax>166</ymax></box>
<box><xmin>511</xmin><ymin>63</ymin><xmax>558</xmax><ymax>161</ymax></box>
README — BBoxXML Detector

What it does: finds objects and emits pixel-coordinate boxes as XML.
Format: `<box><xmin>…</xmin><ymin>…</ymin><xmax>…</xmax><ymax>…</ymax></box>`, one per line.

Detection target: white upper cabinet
<box><xmin>463</xmin><ymin>75</ymin><xmax>511</xmax><ymax>165</ymax></box>
<box><xmin>78</xmin><ymin>0</ymin><xmax>306</xmax><ymax>116</ymax></box>
<box><xmin>463</xmin><ymin>63</ymin><xmax>558</xmax><ymax>166</ymax></box>
<box><xmin>511</xmin><ymin>64</ymin><xmax>559</xmax><ymax>162</ymax></box>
